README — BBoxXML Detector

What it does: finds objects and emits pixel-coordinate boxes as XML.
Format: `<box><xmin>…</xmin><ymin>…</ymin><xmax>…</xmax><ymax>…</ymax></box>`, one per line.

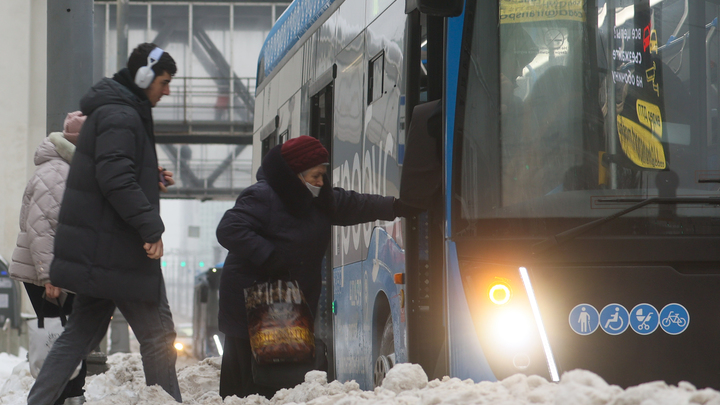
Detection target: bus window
<box><xmin>455</xmin><ymin>0</ymin><xmax>720</xmax><ymax>240</ymax></box>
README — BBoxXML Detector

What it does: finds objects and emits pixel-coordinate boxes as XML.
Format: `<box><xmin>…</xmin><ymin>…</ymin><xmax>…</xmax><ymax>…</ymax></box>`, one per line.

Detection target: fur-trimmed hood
<box><xmin>258</xmin><ymin>145</ymin><xmax>334</xmax><ymax>217</ymax></box>
<box><xmin>34</xmin><ymin>132</ymin><xmax>75</xmax><ymax>166</ymax></box>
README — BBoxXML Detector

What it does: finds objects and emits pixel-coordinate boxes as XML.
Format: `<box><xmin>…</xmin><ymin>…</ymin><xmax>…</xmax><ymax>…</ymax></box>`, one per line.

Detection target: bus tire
<box><xmin>373</xmin><ymin>314</ymin><xmax>395</xmax><ymax>387</ymax></box>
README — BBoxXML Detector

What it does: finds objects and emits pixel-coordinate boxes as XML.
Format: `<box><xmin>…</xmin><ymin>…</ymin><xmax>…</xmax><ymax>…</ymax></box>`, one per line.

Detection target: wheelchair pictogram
<box><xmin>600</xmin><ymin>304</ymin><xmax>629</xmax><ymax>335</ymax></box>
<box><xmin>659</xmin><ymin>303</ymin><xmax>689</xmax><ymax>335</ymax></box>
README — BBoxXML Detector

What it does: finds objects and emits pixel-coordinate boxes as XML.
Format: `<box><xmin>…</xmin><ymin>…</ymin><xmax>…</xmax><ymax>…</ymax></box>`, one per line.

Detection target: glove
<box><xmin>393</xmin><ymin>198</ymin><xmax>424</xmax><ymax>218</ymax></box>
<box><xmin>262</xmin><ymin>251</ymin><xmax>290</xmax><ymax>280</ymax></box>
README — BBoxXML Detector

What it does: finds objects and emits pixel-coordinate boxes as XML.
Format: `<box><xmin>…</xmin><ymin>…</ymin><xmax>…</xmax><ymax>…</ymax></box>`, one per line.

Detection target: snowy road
<box><xmin>1</xmin><ymin>351</ymin><xmax>719</xmax><ymax>404</ymax></box>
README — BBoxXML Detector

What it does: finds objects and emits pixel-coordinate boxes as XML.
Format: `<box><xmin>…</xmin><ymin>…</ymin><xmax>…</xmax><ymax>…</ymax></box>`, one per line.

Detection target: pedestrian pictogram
<box><xmin>569</xmin><ymin>304</ymin><xmax>599</xmax><ymax>335</ymax></box>
<box><xmin>659</xmin><ymin>303</ymin><xmax>689</xmax><ymax>335</ymax></box>
<box><xmin>629</xmin><ymin>304</ymin><xmax>659</xmax><ymax>335</ymax></box>
<box><xmin>600</xmin><ymin>304</ymin><xmax>629</xmax><ymax>335</ymax></box>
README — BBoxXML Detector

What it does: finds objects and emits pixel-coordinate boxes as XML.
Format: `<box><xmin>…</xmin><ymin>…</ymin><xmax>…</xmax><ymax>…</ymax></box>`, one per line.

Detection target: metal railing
<box><xmin>158</xmin><ymin>149</ymin><xmax>251</xmax><ymax>199</ymax></box>
<box><xmin>154</xmin><ymin>76</ymin><xmax>256</xmax><ymax>125</ymax></box>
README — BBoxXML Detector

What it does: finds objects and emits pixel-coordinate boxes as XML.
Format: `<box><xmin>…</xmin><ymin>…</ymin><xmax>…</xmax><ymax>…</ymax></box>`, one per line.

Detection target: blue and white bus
<box><xmin>252</xmin><ymin>0</ymin><xmax>720</xmax><ymax>390</ymax></box>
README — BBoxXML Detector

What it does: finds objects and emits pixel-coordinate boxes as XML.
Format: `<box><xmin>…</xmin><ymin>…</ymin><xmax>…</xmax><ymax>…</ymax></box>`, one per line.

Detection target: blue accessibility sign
<box><xmin>569</xmin><ymin>304</ymin><xmax>599</xmax><ymax>335</ymax></box>
<box><xmin>659</xmin><ymin>303</ymin><xmax>689</xmax><ymax>335</ymax></box>
<box><xmin>600</xmin><ymin>304</ymin><xmax>630</xmax><ymax>335</ymax></box>
<box><xmin>629</xmin><ymin>304</ymin><xmax>659</xmax><ymax>335</ymax></box>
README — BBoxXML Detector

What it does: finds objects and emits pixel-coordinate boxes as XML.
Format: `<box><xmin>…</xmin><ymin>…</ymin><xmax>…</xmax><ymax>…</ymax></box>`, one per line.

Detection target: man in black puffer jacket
<box><xmin>216</xmin><ymin>136</ymin><xmax>418</xmax><ymax>399</ymax></box>
<box><xmin>28</xmin><ymin>43</ymin><xmax>182</xmax><ymax>404</ymax></box>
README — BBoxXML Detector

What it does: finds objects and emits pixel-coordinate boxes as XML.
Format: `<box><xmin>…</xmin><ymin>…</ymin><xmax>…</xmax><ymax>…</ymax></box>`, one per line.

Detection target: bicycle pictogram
<box><xmin>659</xmin><ymin>303</ymin><xmax>690</xmax><ymax>335</ymax></box>
<box><xmin>661</xmin><ymin>311</ymin><xmax>687</xmax><ymax>328</ymax></box>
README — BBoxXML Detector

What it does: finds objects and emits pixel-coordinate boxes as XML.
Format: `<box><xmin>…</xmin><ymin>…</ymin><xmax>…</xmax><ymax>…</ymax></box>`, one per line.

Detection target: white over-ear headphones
<box><xmin>134</xmin><ymin>47</ymin><xmax>165</xmax><ymax>89</ymax></box>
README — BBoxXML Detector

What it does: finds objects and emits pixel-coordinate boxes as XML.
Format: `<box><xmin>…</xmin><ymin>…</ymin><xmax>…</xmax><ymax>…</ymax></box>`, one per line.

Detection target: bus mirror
<box><xmin>406</xmin><ymin>0</ymin><xmax>463</xmax><ymax>17</ymax></box>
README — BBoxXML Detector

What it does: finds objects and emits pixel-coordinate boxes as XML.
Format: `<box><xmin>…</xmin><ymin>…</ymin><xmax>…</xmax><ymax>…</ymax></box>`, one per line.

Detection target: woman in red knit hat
<box><xmin>216</xmin><ymin>135</ymin><xmax>416</xmax><ymax>399</ymax></box>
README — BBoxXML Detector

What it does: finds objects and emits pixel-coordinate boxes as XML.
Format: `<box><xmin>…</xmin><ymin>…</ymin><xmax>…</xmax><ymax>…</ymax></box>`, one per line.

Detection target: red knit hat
<box><xmin>281</xmin><ymin>136</ymin><xmax>329</xmax><ymax>174</ymax></box>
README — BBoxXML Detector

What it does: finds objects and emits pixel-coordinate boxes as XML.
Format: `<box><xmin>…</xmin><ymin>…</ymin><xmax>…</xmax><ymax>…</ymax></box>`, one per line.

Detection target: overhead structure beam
<box><xmin>193</xmin><ymin>27</ymin><xmax>255</xmax><ymax>113</ymax></box>
<box><xmin>206</xmin><ymin>145</ymin><xmax>246</xmax><ymax>187</ymax></box>
<box><xmin>159</xmin><ymin>143</ymin><xmax>251</xmax><ymax>198</ymax></box>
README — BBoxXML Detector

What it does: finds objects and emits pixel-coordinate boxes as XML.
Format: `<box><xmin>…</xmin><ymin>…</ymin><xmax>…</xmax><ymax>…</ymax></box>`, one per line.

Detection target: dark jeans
<box><xmin>24</xmin><ymin>283</ymin><xmax>87</xmax><ymax>405</ymax></box>
<box><xmin>27</xmin><ymin>283</ymin><xmax>182</xmax><ymax>404</ymax></box>
<box><xmin>219</xmin><ymin>336</ymin><xmax>278</xmax><ymax>399</ymax></box>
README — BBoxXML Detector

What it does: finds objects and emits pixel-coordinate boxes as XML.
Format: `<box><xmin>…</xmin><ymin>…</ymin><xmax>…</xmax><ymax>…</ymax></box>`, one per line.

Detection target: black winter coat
<box><xmin>51</xmin><ymin>69</ymin><xmax>165</xmax><ymax>303</ymax></box>
<box><xmin>216</xmin><ymin>145</ymin><xmax>396</xmax><ymax>337</ymax></box>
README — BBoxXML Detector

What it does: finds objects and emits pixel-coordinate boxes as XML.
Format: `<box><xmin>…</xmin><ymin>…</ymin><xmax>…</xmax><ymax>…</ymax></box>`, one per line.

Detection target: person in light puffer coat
<box><xmin>9</xmin><ymin>111</ymin><xmax>88</xmax><ymax>405</ymax></box>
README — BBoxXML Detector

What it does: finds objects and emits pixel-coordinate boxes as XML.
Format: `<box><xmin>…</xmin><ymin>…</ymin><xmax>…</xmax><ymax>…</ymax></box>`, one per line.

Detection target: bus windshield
<box><xmin>456</xmin><ymin>0</ymin><xmax>720</xmax><ymax>238</ymax></box>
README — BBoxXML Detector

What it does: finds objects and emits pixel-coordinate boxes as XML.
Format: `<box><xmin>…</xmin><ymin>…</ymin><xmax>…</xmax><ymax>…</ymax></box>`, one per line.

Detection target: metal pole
<box><xmin>46</xmin><ymin>0</ymin><xmax>94</xmax><ymax>134</ymax></box>
<box><xmin>189</xmin><ymin>4</ymin><xmax>194</xmax><ymax>126</ymax></box>
<box><xmin>230</xmin><ymin>5</ymin><xmax>235</xmax><ymax>125</ymax></box>
<box><xmin>605</xmin><ymin>1</ymin><xmax>618</xmax><ymax>189</ymax></box>
<box><xmin>111</xmin><ymin>0</ymin><xmax>132</xmax><ymax>354</ymax></box>
<box><xmin>93</xmin><ymin>4</ymin><xmax>107</xmax><ymax>83</ymax></box>
<box><xmin>117</xmin><ymin>0</ymin><xmax>129</xmax><ymax>71</ymax></box>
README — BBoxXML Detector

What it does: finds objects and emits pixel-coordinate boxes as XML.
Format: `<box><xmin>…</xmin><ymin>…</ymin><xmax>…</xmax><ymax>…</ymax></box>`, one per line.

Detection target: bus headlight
<box><xmin>488</xmin><ymin>279</ymin><xmax>512</xmax><ymax>305</ymax></box>
<box><xmin>492</xmin><ymin>309</ymin><xmax>532</xmax><ymax>348</ymax></box>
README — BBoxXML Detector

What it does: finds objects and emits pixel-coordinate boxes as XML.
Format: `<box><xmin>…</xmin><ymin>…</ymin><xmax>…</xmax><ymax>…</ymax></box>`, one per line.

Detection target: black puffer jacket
<box><xmin>51</xmin><ymin>69</ymin><xmax>165</xmax><ymax>303</ymax></box>
<box><xmin>216</xmin><ymin>145</ymin><xmax>396</xmax><ymax>337</ymax></box>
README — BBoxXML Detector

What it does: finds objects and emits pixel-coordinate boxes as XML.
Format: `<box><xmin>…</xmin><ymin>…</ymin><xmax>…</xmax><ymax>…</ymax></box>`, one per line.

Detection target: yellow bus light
<box><xmin>489</xmin><ymin>283</ymin><xmax>511</xmax><ymax>305</ymax></box>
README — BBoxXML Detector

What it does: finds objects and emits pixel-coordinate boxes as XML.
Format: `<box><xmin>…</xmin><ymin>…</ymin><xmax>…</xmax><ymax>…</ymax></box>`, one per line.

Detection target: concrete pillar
<box><xmin>46</xmin><ymin>0</ymin><xmax>94</xmax><ymax>134</ymax></box>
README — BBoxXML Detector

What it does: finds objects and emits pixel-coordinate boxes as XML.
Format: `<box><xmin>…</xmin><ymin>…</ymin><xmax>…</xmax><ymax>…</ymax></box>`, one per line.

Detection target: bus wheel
<box><xmin>373</xmin><ymin>315</ymin><xmax>395</xmax><ymax>387</ymax></box>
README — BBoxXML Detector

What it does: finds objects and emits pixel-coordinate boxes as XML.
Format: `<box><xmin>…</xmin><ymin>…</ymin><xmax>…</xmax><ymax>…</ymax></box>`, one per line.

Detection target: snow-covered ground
<box><xmin>1</xmin><ymin>352</ymin><xmax>720</xmax><ymax>405</ymax></box>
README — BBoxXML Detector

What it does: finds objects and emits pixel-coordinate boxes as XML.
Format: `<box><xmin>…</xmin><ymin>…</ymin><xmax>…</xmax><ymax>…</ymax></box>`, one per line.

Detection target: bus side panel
<box><xmin>333</xmin><ymin>261</ymin><xmax>368</xmax><ymax>385</ymax></box>
<box><xmin>364</xmin><ymin>0</ymin><xmax>405</xmax><ymax>200</ymax></box>
<box><xmin>332</xmin><ymin>33</ymin><xmax>367</xmax><ymax>267</ymax></box>
<box><xmin>316</xmin><ymin>11</ymin><xmax>338</xmax><ymax>82</ymax></box>
<box><xmin>337</xmin><ymin>0</ymin><xmax>366</xmax><ymax>50</ymax></box>
<box><xmin>331</xmin><ymin>32</ymin><xmax>369</xmax><ymax>385</ymax></box>
<box><xmin>364</xmin><ymin>227</ymin><xmax>408</xmax><ymax>365</ymax></box>
<box><xmin>334</xmin><ymin>228</ymin><xmax>407</xmax><ymax>389</ymax></box>
<box><xmin>252</xmin><ymin>89</ymin><xmax>265</xmax><ymax>179</ymax></box>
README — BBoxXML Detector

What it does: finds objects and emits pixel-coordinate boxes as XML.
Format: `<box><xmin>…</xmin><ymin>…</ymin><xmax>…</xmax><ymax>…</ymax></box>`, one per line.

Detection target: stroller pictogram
<box><xmin>635</xmin><ymin>308</ymin><xmax>653</xmax><ymax>331</ymax></box>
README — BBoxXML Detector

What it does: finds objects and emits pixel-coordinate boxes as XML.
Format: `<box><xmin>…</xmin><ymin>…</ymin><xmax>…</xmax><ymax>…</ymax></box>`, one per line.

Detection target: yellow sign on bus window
<box><xmin>617</xmin><ymin>115</ymin><xmax>666</xmax><ymax>170</ymax></box>
<box><xmin>500</xmin><ymin>0</ymin><xmax>586</xmax><ymax>24</ymax></box>
<box><xmin>636</xmin><ymin>99</ymin><xmax>662</xmax><ymax>138</ymax></box>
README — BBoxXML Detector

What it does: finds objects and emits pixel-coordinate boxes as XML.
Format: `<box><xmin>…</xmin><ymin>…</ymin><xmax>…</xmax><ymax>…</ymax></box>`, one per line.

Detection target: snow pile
<box><xmin>0</xmin><ymin>355</ymin><xmax>35</xmax><ymax>405</ymax></box>
<box><xmin>0</xmin><ymin>349</ymin><xmax>27</xmax><ymax>383</ymax></box>
<box><xmin>2</xmin><ymin>352</ymin><xmax>720</xmax><ymax>404</ymax></box>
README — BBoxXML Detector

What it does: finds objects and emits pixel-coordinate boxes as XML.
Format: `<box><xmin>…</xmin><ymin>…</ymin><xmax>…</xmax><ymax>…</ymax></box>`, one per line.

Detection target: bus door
<box><xmin>402</xmin><ymin>7</ymin><xmax>449</xmax><ymax>382</ymax></box>
<box><xmin>309</xmin><ymin>68</ymin><xmax>336</xmax><ymax>380</ymax></box>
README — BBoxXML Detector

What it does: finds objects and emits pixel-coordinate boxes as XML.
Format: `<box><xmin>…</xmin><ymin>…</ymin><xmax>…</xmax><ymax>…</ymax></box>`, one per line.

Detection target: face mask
<box><xmin>305</xmin><ymin>182</ymin><xmax>322</xmax><ymax>198</ymax></box>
